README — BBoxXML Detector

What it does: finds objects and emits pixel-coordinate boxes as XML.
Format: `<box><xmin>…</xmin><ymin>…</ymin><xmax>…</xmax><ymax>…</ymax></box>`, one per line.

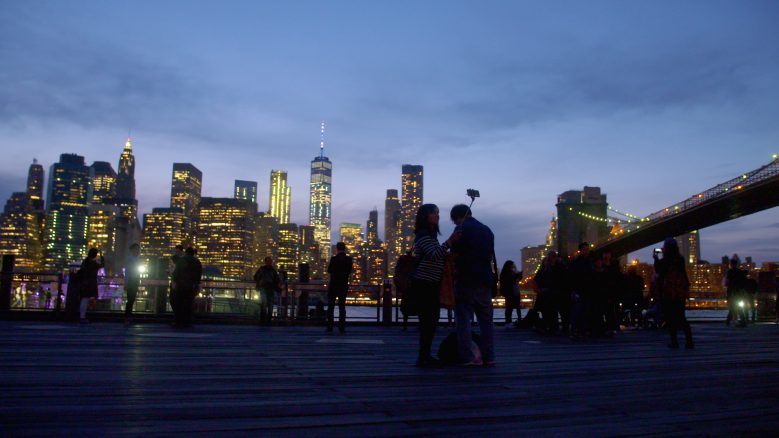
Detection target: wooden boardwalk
<box><xmin>1</xmin><ymin>320</ymin><xmax>778</xmax><ymax>436</ymax></box>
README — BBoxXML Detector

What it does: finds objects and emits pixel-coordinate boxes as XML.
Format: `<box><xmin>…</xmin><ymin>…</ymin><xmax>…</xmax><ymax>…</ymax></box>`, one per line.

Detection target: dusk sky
<box><xmin>2</xmin><ymin>0</ymin><xmax>778</xmax><ymax>265</ymax></box>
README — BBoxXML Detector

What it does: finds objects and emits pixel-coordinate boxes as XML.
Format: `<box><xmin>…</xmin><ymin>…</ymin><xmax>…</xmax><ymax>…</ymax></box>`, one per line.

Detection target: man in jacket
<box><xmin>449</xmin><ymin>204</ymin><xmax>496</xmax><ymax>366</ymax></box>
<box><xmin>254</xmin><ymin>256</ymin><xmax>281</xmax><ymax>325</ymax></box>
<box><xmin>327</xmin><ymin>242</ymin><xmax>353</xmax><ymax>334</ymax></box>
<box><xmin>171</xmin><ymin>247</ymin><xmax>202</xmax><ymax>328</ymax></box>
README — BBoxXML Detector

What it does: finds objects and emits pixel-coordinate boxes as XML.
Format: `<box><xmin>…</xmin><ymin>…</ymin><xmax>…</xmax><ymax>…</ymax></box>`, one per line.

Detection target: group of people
<box><xmin>73</xmin><ymin>243</ymin><xmax>203</xmax><ymax>328</ymax></box>
<box><xmin>395</xmin><ymin>203</ymin><xmax>497</xmax><ymax>368</ymax></box>
<box><xmin>724</xmin><ymin>254</ymin><xmax>759</xmax><ymax>327</ymax></box>
<box><xmin>515</xmin><ymin>239</ymin><xmax>693</xmax><ymax>348</ymax></box>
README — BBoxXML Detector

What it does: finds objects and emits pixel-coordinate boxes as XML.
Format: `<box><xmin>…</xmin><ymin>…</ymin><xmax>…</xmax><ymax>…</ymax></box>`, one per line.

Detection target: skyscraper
<box><xmin>170</xmin><ymin>163</ymin><xmax>202</xmax><ymax>218</ymax></box>
<box><xmin>254</xmin><ymin>213</ymin><xmax>279</xmax><ymax>261</ymax></box>
<box><xmin>116</xmin><ymin>137</ymin><xmax>136</xmax><ymax>201</ymax></box>
<box><xmin>269</xmin><ymin>170</ymin><xmax>291</xmax><ymax>224</ymax></box>
<box><xmin>234</xmin><ymin>180</ymin><xmax>258</xmax><ymax>211</ymax></box>
<box><xmin>26</xmin><ymin>159</ymin><xmax>44</xmax><ymax>211</ymax></box>
<box><xmin>340</xmin><ymin>223</ymin><xmax>365</xmax><ymax>283</ymax></box>
<box><xmin>298</xmin><ymin>224</ymin><xmax>322</xmax><ymax>279</ymax></box>
<box><xmin>555</xmin><ymin>186</ymin><xmax>609</xmax><ymax>257</ymax></box>
<box><xmin>196</xmin><ymin>198</ymin><xmax>255</xmax><ymax>279</ymax></box>
<box><xmin>141</xmin><ymin>207</ymin><xmax>189</xmax><ymax>262</ymax></box>
<box><xmin>88</xmin><ymin>161</ymin><xmax>117</xmax><ymax>204</ymax></box>
<box><xmin>366</xmin><ymin>209</ymin><xmax>379</xmax><ymax>246</ymax></box>
<box><xmin>384</xmin><ymin>189</ymin><xmax>402</xmax><ymax>276</ymax></box>
<box><xmin>43</xmin><ymin>154</ymin><xmax>90</xmax><ymax>270</ymax></box>
<box><xmin>0</xmin><ymin>192</ymin><xmax>42</xmax><ymax>271</ymax></box>
<box><xmin>86</xmin><ymin>203</ymin><xmax>119</xmax><ymax>273</ymax></box>
<box><xmin>365</xmin><ymin>210</ymin><xmax>385</xmax><ymax>285</ymax></box>
<box><xmin>277</xmin><ymin>223</ymin><xmax>299</xmax><ymax>277</ymax></box>
<box><xmin>309</xmin><ymin>122</ymin><xmax>333</xmax><ymax>269</ymax></box>
<box><xmin>675</xmin><ymin>231</ymin><xmax>701</xmax><ymax>265</ymax></box>
<box><xmin>400</xmin><ymin>164</ymin><xmax>423</xmax><ymax>253</ymax></box>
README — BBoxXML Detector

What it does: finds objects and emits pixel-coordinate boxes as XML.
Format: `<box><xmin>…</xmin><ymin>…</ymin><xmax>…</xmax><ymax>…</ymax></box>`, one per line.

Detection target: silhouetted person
<box><xmin>499</xmin><ymin>260</ymin><xmax>522</xmax><ymax>326</ymax></box>
<box><xmin>725</xmin><ymin>258</ymin><xmax>747</xmax><ymax>327</ymax></box>
<box><xmin>535</xmin><ymin>251</ymin><xmax>569</xmax><ymax>334</ymax></box>
<box><xmin>589</xmin><ymin>254</ymin><xmax>608</xmax><ymax>337</ymax></box>
<box><xmin>327</xmin><ymin>242</ymin><xmax>353</xmax><ymax>334</ymax></box>
<box><xmin>568</xmin><ymin>242</ymin><xmax>593</xmax><ymax>338</ymax></box>
<box><xmin>393</xmin><ymin>250</ymin><xmax>415</xmax><ymax>331</ymax></box>
<box><xmin>602</xmin><ymin>251</ymin><xmax>623</xmax><ymax>333</ymax></box>
<box><xmin>412</xmin><ymin>204</ymin><xmax>459</xmax><ymax>367</ymax></box>
<box><xmin>654</xmin><ymin>238</ymin><xmax>693</xmax><ymax>349</ymax></box>
<box><xmin>171</xmin><ymin>247</ymin><xmax>202</xmax><ymax>328</ymax></box>
<box><xmin>254</xmin><ymin>256</ymin><xmax>281</xmax><ymax>325</ymax></box>
<box><xmin>78</xmin><ymin>248</ymin><xmax>104</xmax><ymax>324</ymax></box>
<box><xmin>124</xmin><ymin>243</ymin><xmax>142</xmax><ymax>325</ymax></box>
<box><xmin>450</xmin><ymin>204</ymin><xmax>495</xmax><ymax>366</ymax></box>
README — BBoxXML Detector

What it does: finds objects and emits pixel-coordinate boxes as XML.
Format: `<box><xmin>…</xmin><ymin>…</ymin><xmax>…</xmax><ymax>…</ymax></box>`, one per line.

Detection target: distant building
<box><xmin>384</xmin><ymin>189</ymin><xmax>402</xmax><ymax>276</ymax></box>
<box><xmin>196</xmin><ymin>198</ymin><xmax>255</xmax><ymax>279</ymax></box>
<box><xmin>690</xmin><ymin>261</ymin><xmax>724</xmax><ymax>296</ymax></box>
<box><xmin>234</xmin><ymin>179</ymin><xmax>258</xmax><ymax>211</ymax></box>
<box><xmin>298</xmin><ymin>224</ymin><xmax>322</xmax><ymax>279</ymax></box>
<box><xmin>277</xmin><ymin>223</ymin><xmax>300</xmax><ymax>277</ymax></box>
<box><xmin>0</xmin><ymin>192</ymin><xmax>43</xmax><ymax>271</ymax></box>
<box><xmin>675</xmin><ymin>231</ymin><xmax>701</xmax><ymax>265</ymax></box>
<box><xmin>269</xmin><ymin>170</ymin><xmax>291</xmax><ymax>224</ymax></box>
<box><xmin>400</xmin><ymin>164</ymin><xmax>423</xmax><ymax>253</ymax></box>
<box><xmin>170</xmin><ymin>163</ymin><xmax>202</xmax><ymax>219</ymax></box>
<box><xmin>116</xmin><ymin>137</ymin><xmax>136</xmax><ymax>202</ymax></box>
<box><xmin>88</xmin><ymin>161</ymin><xmax>117</xmax><ymax>204</ymax></box>
<box><xmin>26</xmin><ymin>159</ymin><xmax>45</xmax><ymax>211</ymax></box>
<box><xmin>141</xmin><ymin>207</ymin><xmax>189</xmax><ymax>262</ymax></box>
<box><xmin>86</xmin><ymin>204</ymin><xmax>120</xmax><ymax>274</ymax></box>
<box><xmin>309</xmin><ymin>123</ymin><xmax>332</xmax><ymax>269</ymax></box>
<box><xmin>43</xmin><ymin>154</ymin><xmax>90</xmax><ymax>270</ymax></box>
<box><xmin>254</xmin><ymin>213</ymin><xmax>279</xmax><ymax>261</ymax></box>
<box><xmin>340</xmin><ymin>223</ymin><xmax>365</xmax><ymax>283</ymax></box>
<box><xmin>556</xmin><ymin>186</ymin><xmax>609</xmax><ymax>257</ymax></box>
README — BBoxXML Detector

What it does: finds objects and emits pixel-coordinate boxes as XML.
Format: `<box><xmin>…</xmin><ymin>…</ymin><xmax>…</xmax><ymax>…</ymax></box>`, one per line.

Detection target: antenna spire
<box><xmin>319</xmin><ymin>121</ymin><xmax>325</xmax><ymax>158</ymax></box>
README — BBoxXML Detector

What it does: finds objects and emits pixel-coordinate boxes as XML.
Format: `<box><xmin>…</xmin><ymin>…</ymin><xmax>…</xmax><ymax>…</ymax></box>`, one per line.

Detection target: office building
<box><xmin>555</xmin><ymin>186</ymin><xmax>609</xmax><ymax>257</ymax></box>
<box><xmin>141</xmin><ymin>207</ymin><xmax>189</xmax><ymax>262</ymax></box>
<box><xmin>254</xmin><ymin>213</ymin><xmax>279</xmax><ymax>261</ymax></box>
<box><xmin>0</xmin><ymin>192</ymin><xmax>42</xmax><ymax>271</ymax></box>
<box><xmin>384</xmin><ymin>189</ymin><xmax>402</xmax><ymax>277</ymax></box>
<box><xmin>675</xmin><ymin>231</ymin><xmax>701</xmax><ymax>265</ymax></box>
<box><xmin>269</xmin><ymin>170</ymin><xmax>291</xmax><ymax>224</ymax></box>
<box><xmin>86</xmin><ymin>203</ymin><xmax>120</xmax><ymax>273</ymax></box>
<box><xmin>234</xmin><ymin>180</ymin><xmax>258</xmax><ymax>211</ymax></box>
<box><xmin>400</xmin><ymin>164</ymin><xmax>423</xmax><ymax>253</ymax></box>
<box><xmin>26</xmin><ymin>159</ymin><xmax>45</xmax><ymax>211</ymax></box>
<box><xmin>88</xmin><ymin>161</ymin><xmax>117</xmax><ymax>204</ymax></box>
<box><xmin>299</xmin><ymin>224</ymin><xmax>322</xmax><ymax>279</ymax></box>
<box><xmin>43</xmin><ymin>154</ymin><xmax>90</xmax><ymax>270</ymax></box>
<box><xmin>277</xmin><ymin>223</ymin><xmax>299</xmax><ymax>277</ymax></box>
<box><xmin>309</xmin><ymin>123</ymin><xmax>333</xmax><ymax>269</ymax></box>
<box><xmin>340</xmin><ymin>223</ymin><xmax>365</xmax><ymax>283</ymax></box>
<box><xmin>116</xmin><ymin>137</ymin><xmax>136</xmax><ymax>201</ymax></box>
<box><xmin>170</xmin><ymin>163</ymin><xmax>202</xmax><ymax>218</ymax></box>
<box><xmin>196</xmin><ymin>198</ymin><xmax>255</xmax><ymax>279</ymax></box>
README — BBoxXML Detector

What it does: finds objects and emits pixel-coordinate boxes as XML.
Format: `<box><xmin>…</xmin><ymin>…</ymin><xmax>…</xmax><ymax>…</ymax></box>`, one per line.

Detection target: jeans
<box><xmin>327</xmin><ymin>288</ymin><xmax>347</xmax><ymax>332</ymax></box>
<box><xmin>412</xmin><ymin>278</ymin><xmax>440</xmax><ymax>359</ymax></box>
<box><xmin>455</xmin><ymin>284</ymin><xmax>494</xmax><ymax>363</ymax></box>
<box><xmin>259</xmin><ymin>288</ymin><xmax>274</xmax><ymax>325</ymax></box>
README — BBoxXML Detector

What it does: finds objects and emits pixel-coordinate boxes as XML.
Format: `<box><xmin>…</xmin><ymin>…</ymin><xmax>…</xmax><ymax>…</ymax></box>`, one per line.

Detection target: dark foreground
<box><xmin>1</xmin><ymin>320</ymin><xmax>778</xmax><ymax>437</ymax></box>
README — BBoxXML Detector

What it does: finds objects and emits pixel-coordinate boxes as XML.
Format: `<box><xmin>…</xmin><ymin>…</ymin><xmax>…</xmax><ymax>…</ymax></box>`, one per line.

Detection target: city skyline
<box><xmin>2</xmin><ymin>1</ymin><xmax>779</xmax><ymax>265</ymax></box>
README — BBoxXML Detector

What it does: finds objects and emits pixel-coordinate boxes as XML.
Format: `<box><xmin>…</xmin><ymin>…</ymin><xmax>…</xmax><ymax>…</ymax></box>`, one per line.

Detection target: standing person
<box><xmin>449</xmin><ymin>204</ymin><xmax>495</xmax><ymax>367</ymax></box>
<box><xmin>623</xmin><ymin>265</ymin><xmax>646</xmax><ymax>326</ymax></box>
<box><xmin>654</xmin><ymin>238</ymin><xmax>693</xmax><ymax>349</ymax></box>
<box><xmin>725</xmin><ymin>258</ymin><xmax>747</xmax><ymax>327</ymax></box>
<box><xmin>499</xmin><ymin>260</ymin><xmax>522</xmax><ymax>326</ymax></box>
<box><xmin>254</xmin><ymin>256</ymin><xmax>281</xmax><ymax>325</ymax></box>
<box><xmin>168</xmin><ymin>245</ymin><xmax>184</xmax><ymax>314</ymax></box>
<box><xmin>536</xmin><ymin>251</ymin><xmax>568</xmax><ymax>334</ymax></box>
<box><xmin>327</xmin><ymin>242</ymin><xmax>353</xmax><ymax>334</ymax></box>
<box><xmin>393</xmin><ymin>250</ymin><xmax>416</xmax><ymax>331</ymax></box>
<box><xmin>124</xmin><ymin>243</ymin><xmax>142</xmax><ymax>325</ymax></box>
<box><xmin>602</xmin><ymin>251</ymin><xmax>623</xmax><ymax>334</ymax></box>
<box><xmin>171</xmin><ymin>247</ymin><xmax>202</xmax><ymax>328</ymax></box>
<box><xmin>568</xmin><ymin>243</ymin><xmax>594</xmax><ymax>339</ymax></box>
<box><xmin>412</xmin><ymin>204</ymin><xmax>459</xmax><ymax>367</ymax></box>
<box><xmin>78</xmin><ymin>248</ymin><xmax>104</xmax><ymax>324</ymax></box>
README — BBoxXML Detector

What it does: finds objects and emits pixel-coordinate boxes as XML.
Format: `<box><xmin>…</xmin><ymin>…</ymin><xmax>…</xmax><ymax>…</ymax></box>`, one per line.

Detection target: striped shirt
<box><xmin>413</xmin><ymin>231</ymin><xmax>448</xmax><ymax>282</ymax></box>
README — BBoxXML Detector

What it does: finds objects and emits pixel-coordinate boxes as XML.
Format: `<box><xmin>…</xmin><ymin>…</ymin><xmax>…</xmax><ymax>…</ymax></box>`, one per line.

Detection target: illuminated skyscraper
<box><xmin>254</xmin><ymin>213</ymin><xmax>279</xmax><ymax>261</ymax></box>
<box><xmin>0</xmin><ymin>192</ymin><xmax>42</xmax><ymax>271</ymax></box>
<box><xmin>299</xmin><ymin>224</ymin><xmax>322</xmax><ymax>279</ymax></box>
<box><xmin>196</xmin><ymin>198</ymin><xmax>255</xmax><ymax>279</ymax></box>
<box><xmin>277</xmin><ymin>223</ymin><xmax>299</xmax><ymax>277</ymax></box>
<box><xmin>675</xmin><ymin>231</ymin><xmax>701</xmax><ymax>265</ymax></box>
<box><xmin>384</xmin><ymin>189</ymin><xmax>402</xmax><ymax>276</ymax></box>
<box><xmin>367</xmin><ymin>209</ymin><xmax>379</xmax><ymax>246</ymax></box>
<box><xmin>555</xmin><ymin>186</ymin><xmax>609</xmax><ymax>257</ymax></box>
<box><xmin>269</xmin><ymin>170</ymin><xmax>291</xmax><ymax>224</ymax></box>
<box><xmin>309</xmin><ymin>122</ymin><xmax>332</xmax><ymax>267</ymax></box>
<box><xmin>340</xmin><ymin>223</ymin><xmax>365</xmax><ymax>283</ymax></box>
<box><xmin>87</xmin><ymin>204</ymin><xmax>119</xmax><ymax>273</ymax></box>
<box><xmin>43</xmin><ymin>154</ymin><xmax>90</xmax><ymax>270</ymax></box>
<box><xmin>234</xmin><ymin>180</ymin><xmax>258</xmax><ymax>211</ymax></box>
<box><xmin>116</xmin><ymin>137</ymin><xmax>136</xmax><ymax>202</ymax></box>
<box><xmin>170</xmin><ymin>163</ymin><xmax>202</xmax><ymax>219</ymax></box>
<box><xmin>365</xmin><ymin>210</ymin><xmax>385</xmax><ymax>285</ymax></box>
<box><xmin>141</xmin><ymin>208</ymin><xmax>189</xmax><ymax>262</ymax></box>
<box><xmin>88</xmin><ymin>161</ymin><xmax>117</xmax><ymax>204</ymax></box>
<box><xmin>26</xmin><ymin>159</ymin><xmax>45</xmax><ymax>211</ymax></box>
<box><xmin>400</xmin><ymin>164</ymin><xmax>423</xmax><ymax>253</ymax></box>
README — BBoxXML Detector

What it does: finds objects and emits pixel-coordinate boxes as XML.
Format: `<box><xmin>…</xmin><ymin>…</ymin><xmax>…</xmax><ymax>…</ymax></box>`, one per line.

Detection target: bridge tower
<box><xmin>556</xmin><ymin>186</ymin><xmax>609</xmax><ymax>257</ymax></box>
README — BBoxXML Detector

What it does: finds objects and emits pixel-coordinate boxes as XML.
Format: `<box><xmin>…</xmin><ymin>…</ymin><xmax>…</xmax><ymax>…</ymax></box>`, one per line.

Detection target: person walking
<box><xmin>171</xmin><ymin>247</ymin><xmax>202</xmax><ymax>328</ymax></box>
<box><xmin>78</xmin><ymin>248</ymin><xmax>104</xmax><ymax>324</ymax></box>
<box><xmin>499</xmin><ymin>260</ymin><xmax>522</xmax><ymax>327</ymax></box>
<box><xmin>411</xmin><ymin>204</ymin><xmax>459</xmax><ymax>367</ymax></box>
<box><xmin>254</xmin><ymin>256</ymin><xmax>281</xmax><ymax>325</ymax></box>
<box><xmin>123</xmin><ymin>243</ymin><xmax>142</xmax><ymax>325</ymax></box>
<box><xmin>654</xmin><ymin>238</ymin><xmax>693</xmax><ymax>349</ymax></box>
<box><xmin>449</xmin><ymin>204</ymin><xmax>495</xmax><ymax>366</ymax></box>
<box><xmin>327</xmin><ymin>242</ymin><xmax>353</xmax><ymax>334</ymax></box>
